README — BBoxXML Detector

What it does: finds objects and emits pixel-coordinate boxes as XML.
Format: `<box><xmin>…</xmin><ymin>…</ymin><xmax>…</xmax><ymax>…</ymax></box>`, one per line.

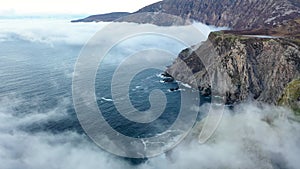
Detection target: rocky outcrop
<box><xmin>166</xmin><ymin>32</ymin><xmax>300</xmax><ymax>104</ymax></box>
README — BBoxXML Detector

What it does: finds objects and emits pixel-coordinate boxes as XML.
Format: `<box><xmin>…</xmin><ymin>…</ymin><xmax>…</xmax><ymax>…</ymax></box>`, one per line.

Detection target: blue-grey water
<box><xmin>0</xmin><ymin>39</ymin><xmax>82</xmax><ymax>133</ymax></box>
<box><xmin>0</xmin><ymin>19</ymin><xmax>210</xmax><ymax>139</ymax></box>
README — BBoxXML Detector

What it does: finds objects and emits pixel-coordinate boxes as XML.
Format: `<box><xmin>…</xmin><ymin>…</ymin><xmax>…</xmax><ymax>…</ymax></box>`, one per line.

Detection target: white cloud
<box><xmin>141</xmin><ymin>103</ymin><xmax>300</xmax><ymax>169</ymax></box>
<box><xmin>0</xmin><ymin>19</ymin><xmax>210</xmax><ymax>46</ymax></box>
<box><xmin>1</xmin><ymin>94</ymin><xmax>300</xmax><ymax>169</ymax></box>
<box><xmin>0</xmin><ymin>19</ymin><xmax>107</xmax><ymax>45</ymax></box>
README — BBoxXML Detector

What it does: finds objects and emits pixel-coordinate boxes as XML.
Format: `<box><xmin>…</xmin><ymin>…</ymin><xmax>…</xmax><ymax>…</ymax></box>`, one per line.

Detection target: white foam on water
<box><xmin>101</xmin><ymin>97</ymin><xmax>113</xmax><ymax>102</ymax></box>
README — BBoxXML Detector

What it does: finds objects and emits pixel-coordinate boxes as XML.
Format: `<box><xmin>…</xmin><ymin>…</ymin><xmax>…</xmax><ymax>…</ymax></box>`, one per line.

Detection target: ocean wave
<box><xmin>101</xmin><ymin>97</ymin><xmax>113</xmax><ymax>102</ymax></box>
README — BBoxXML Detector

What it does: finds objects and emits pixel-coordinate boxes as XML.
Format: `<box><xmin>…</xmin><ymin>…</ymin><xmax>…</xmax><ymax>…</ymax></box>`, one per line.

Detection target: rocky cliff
<box><xmin>166</xmin><ymin>32</ymin><xmax>300</xmax><ymax>105</ymax></box>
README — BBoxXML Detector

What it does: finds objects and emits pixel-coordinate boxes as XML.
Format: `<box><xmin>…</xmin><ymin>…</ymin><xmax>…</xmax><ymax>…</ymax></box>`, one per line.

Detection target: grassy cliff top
<box><xmin>224</xmin><ymin>17</ymin><xmax>300</xmax><ymax>37</ymax></box>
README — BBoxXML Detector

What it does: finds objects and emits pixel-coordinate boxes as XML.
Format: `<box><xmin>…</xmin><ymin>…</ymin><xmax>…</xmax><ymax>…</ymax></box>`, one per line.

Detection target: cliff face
<box><xmin>166</xmin><ymin>32</ymin><xmax>300</xmax><ymax>104</ymax></box>
<box><xmin>137</xmin><ymin>0</ymin><xmax>300</xmax><ymax>30</ymax></box>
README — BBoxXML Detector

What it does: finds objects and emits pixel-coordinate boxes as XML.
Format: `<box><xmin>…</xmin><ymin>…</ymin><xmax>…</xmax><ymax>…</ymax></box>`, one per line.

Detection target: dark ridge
<box><xmin>71</xmin><ymin>12</ymin><xmax>131</xmax><ymax>22</ymax></box>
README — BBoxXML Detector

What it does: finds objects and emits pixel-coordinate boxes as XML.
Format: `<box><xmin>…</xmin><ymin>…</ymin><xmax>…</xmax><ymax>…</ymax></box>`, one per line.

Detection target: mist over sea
<box><xmin>0</xmin><ymin>18</ymin><xmax>299</xmax><ymax>169</ymax></box>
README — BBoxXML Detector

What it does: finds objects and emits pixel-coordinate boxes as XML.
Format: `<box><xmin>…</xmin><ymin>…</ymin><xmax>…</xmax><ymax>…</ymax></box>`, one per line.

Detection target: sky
<box><xmin>0</xmin><ymin>0</ymin><xmax>162</xmax><ymax>16</ymax></box>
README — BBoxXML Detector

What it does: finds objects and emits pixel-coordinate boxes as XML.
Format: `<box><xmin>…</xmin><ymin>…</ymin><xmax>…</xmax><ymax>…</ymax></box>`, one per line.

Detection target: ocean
<box><xmin>0</xmin><ymin>18</ymin><xmax>210</xmax><ymax>161</ymax></box>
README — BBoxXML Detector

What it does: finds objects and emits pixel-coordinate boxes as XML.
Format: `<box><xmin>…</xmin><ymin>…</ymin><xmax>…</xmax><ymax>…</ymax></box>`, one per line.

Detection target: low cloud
<box><xmin>142</xmin><ymin>103</ymin><xmax>300</xmax><ymax>169</ymax></box>
<box><xmin>1</xmin><ymin>95</ymin><xmax>299</xmax><ymax>169</ymax></box>
<box><xmin>0</xmin><ymin>19</ymin><xmax>106</xmax><ymax>45</ymax></box>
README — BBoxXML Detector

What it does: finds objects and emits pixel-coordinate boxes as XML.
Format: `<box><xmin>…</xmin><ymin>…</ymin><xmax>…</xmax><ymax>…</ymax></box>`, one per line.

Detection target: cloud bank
<box><xmin>1</xmin><ymin>94</ymin><xmax>299</xmax><ymax>169</ymax></box>
<box><xmin>0</xmin><ymin>19</ymin><xmax>107</xmax><ymax>45</ymax></box>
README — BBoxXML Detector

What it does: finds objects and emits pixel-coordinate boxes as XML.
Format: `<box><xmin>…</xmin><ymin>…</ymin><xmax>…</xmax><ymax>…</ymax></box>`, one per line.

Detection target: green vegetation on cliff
<box><xmin>278</xmin><ymin>79</ymin><xmax>300</xmax><ymax>115</ymax></box>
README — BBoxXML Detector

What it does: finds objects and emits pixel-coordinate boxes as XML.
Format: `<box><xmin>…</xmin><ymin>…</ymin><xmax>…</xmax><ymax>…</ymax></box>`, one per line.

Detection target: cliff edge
<box><xmin>166</xmin><ymin>32</ymin><xmax>300</xmax><ymax>105</ymax></box>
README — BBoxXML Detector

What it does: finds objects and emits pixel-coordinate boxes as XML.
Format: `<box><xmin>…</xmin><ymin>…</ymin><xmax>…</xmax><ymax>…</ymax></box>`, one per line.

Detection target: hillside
<box><xmin>137</xmin><ymin>0</ymin><xmax>300</xmax><ymax>29</ymax></box>
<box><xmin>73</xmin><ymin>0</ymin><xmax>300</xmax><ymax>31</ymax></box>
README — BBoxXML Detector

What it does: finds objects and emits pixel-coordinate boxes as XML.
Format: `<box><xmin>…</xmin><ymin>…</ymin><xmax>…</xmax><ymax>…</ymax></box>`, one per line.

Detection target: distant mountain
<box><xmin>71</xmin><ymin>12</ymin><xmax>130</xmax><ymax>22</ymax></box>
<box><xmin>136</xmin><ymin>0</ymin><xmax>300</xmax><ymax>29</ymax></box>
<box><xmin>72</xmin><ymin>0</ymin><xmax>300</xmax><ymax>30</ymax></box>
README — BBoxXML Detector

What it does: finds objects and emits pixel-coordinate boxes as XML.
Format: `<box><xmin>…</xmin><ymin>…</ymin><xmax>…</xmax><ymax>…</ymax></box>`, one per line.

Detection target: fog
<box><xmin>0</xmin><ymin>19</ymin><xmax>106</xmax><ymax>45</ymax></box>
<box><xmin>1</xmin><ymin>95</ymin><xmax>299</xmax><ymax>169</ymax></box>
<box><xmin>0</xmin><ymin>19</ymin><xmax>216</xmax><ymax>46</ymax></box>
